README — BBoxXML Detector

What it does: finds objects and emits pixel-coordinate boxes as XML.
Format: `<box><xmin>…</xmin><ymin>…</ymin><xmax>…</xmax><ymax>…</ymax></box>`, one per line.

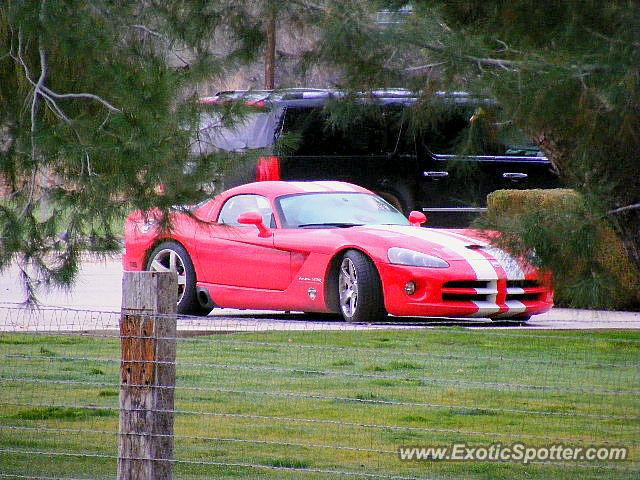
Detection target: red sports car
<box><xmin>123</xmin><ymin>181</ymin><xmax>553</xmax><ymax>322</ymax></box>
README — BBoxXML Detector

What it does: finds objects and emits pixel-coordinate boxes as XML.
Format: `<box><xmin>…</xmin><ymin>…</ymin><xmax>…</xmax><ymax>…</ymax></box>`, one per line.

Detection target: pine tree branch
<box><xmin>23</xmin><ymin>42</ymin><xmax>48</xmax><ymax>217</ymax></box>
<box><xmin>129</xmin><ymin>24</ymin><xmax>191</xmax><ymax>67</ymax></box>
<box><xmin>405</xmin><ymin>62</ymin><xmax>447</xmax><ymax>72</ymax></box>
<box><xmin>585</xmin><ymin>27</ymin><xmax>640</xmax><ymax>49</ymax></box>
<box><xmin>608</xmin><ymin>203</ymin><xmax>640</xmax><ymax>216</ymax></box>
<box><xmin>39</xmin><ymin>87</ymin><xmax>122</xmax><ymax>114</ymax></box>
<box><xmin>130</xmin><ymin>23</ymin><xmax>165</xmax><ymax>39</ymax></box>
<box><xmin>413</xmin><ymin>40</ymin><xmax>522</xmax><ymax>71</ymax></box>
<box><xmin>11</xmin><ymin>30</ymin><xmax>121</xmax><ymax>116</ymax></box>
<box><xmin>11</xmin><ymin>28</ymin><xmax>99</xmax><ymax>201</ymax></box>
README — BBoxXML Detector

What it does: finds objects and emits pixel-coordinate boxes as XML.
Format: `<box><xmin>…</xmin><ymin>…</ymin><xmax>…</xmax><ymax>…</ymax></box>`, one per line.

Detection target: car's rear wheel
<box><xmin>338</xmin><ymin>250</ymin><xmax>386</xmax><ymax>323</ymax></box>
<box><xmin>146</xmin><ymin>241</ymin><xmax>213</xmax><ymax>316</ymax></box>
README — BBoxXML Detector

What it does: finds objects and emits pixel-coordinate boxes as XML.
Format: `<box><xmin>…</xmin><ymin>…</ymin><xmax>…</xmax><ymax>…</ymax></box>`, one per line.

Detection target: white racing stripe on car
<box><xmin>480</xmin><ymin>246</ymin><xmax>525</xmax><ymax>280</ymax></box>
<box><xmin>368</xmin><ymin>225</ymin><xmax>502</xmax><ymax>316</ymax></box>
<box><xmin>472</xmin><ymin>287</ymin><xmax>498</xmax><ymax>295</ymax></box>
<box><xmin>321</xmin><ymin>181</ymin><xmax>361</xmax><ymax>192</ymax></box>
<box><xmin>506</xmin><ymin>287</ymin><xmax>525</xmax><ymax>295</ymax></box>
<box><xmin>437</xmin><ymin>230</ymin><xmax>526</xmax><ymax>280</ymax></box>
<box><xmin>368</xmin><ymin>226</ymin><xmax>498</xmax><ymax>279</ymax></box>
<box><xmin>292</xmin><ymin>181</ymin><xmax>362</xmax><ymax>193</ymax></box>
<box><xmin>292</xmin><ymin>182</ymin><xmax>333</xmax><ymax>192</ymax></box>
<box><xmin>494</xmin><ymin>300</ymin><xmax>527</xmax><ymax>318</ymax></box>
<box><xmin>470</xmin><ymin>300</ymin><xmax>501</xmax><ymax>317</ymax></box>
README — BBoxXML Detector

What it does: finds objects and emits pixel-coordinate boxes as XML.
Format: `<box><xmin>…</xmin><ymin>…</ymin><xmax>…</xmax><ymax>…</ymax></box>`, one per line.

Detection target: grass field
<box><xmin>1</xmin><ymin>327</ymin><xmax>638</xmax><ymax>479</ymax></box>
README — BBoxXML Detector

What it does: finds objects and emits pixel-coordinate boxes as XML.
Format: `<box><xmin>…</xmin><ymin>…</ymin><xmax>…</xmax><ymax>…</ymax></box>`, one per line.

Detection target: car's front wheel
<box><xmin>338</xmin><ymin>250</ymin><xmax>386</xmax><ymax>323</ymax></box>
<box><xmin>146</xmin><ymin>241</ymin><xmax>213</xmax><ymax>316</ymax></box>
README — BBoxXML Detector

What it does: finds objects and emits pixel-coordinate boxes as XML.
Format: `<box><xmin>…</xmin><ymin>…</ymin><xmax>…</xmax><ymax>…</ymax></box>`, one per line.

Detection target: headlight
<box><xmin>388</xmin><ymin>247</ymin><xmax>449</xmax><ymax>268</ymax></box>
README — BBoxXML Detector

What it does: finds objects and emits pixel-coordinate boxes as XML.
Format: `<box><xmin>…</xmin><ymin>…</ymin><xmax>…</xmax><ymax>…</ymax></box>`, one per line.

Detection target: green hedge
<box><xmin>483</xmin><ymin>189</ymin><xmax>640</xmax><ymax>310</ymax></box>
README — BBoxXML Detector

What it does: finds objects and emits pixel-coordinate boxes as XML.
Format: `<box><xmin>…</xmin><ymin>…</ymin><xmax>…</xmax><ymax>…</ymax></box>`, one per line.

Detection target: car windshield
<box><xmin>277</xmin><ymin>193</ymin><xmax>410</xmax><ymax>228</ymax></box>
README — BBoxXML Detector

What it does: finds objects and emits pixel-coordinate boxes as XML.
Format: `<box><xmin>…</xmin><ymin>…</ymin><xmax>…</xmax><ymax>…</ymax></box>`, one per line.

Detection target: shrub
<box><xmin>479</xmin><ymin>189</ymin><xmax>640</xmax><ymax>310</ymax></box>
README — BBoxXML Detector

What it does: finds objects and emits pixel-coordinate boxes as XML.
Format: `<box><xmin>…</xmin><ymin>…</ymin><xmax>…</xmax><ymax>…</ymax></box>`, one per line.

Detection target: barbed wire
<box><xmin>6</xmin><ymin>340</ymin><xmax>637</xmax><ymax>370</ymax></box>
<box><xmin>194</xmin><ymin>338</ymin><xmax>640</xmax><ymax>369</ymax></box>
<box><xmin>3</xmin><ymin>401</ymin><xmax>637</xmax><ymax>434</ymax></box>
<box><xmin>2</xmin><ymin>377</ymin><xmax>637</xmax><ymax>420</ymax></box>
<box><xmin>3</xmin><ymin>324</ymin><xmax>638</xmax><ymax>345</ymax></box>
<box><xmin>3</xmin><ymin>301</ymin><xmax>639</xmax><ymax>324</ymax></box>
<box><xmin>0</xmin><ymin>449</ymin><xmax>430</xmax><ymax>479</ymax></box>
<box><xmin>1</xmin><ymin>424</ymin><xmax>636</xmax><ymax>449</ymax></box>
<box><xmin>2</xmin><ymin>304</ymin><xmax>640</xmax><ymax>342</ymax></box>
<box><xmin>3</xmin><ymin>357</ymin><xmax>635</xmax><ymax>396</ymax></box>
<box><xmin>1</xmin><ymin>448</ymin><xmax>636</xmax><ymax>473</ymax></box>
<box><xmin>0</xmin><ymin>475</ymin><xmax>111</xmax><ymax>480</ymax></box>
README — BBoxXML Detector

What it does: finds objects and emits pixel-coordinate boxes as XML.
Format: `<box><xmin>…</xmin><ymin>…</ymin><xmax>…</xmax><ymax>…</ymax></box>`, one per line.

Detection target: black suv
<box><xmin>195</xmin><ymin>88</ymin><xmax>560</xmax><ymax>226</ymax></box>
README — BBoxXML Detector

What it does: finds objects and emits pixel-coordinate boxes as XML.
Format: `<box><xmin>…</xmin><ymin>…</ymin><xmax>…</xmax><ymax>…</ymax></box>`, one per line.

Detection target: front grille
<box><xmin>443</xmin><ymin>293</ymin><xmax>487</xmax><ymax>302</ymax></box>
<box><xmin>442</xmin><ymin>280</ymin><xmax>497</xmax><ymax>303</ymax></box>
<box><xmin>507</xmin><ymin>280</ymin><xmax>540</xmax><ymax>289</ymax></box>
<box><xmin>506</xmin><ymin>279</ymin><xmax>543</xmax><ymax>302</ymax></box>
<box><xmin>444</xmin><ymin>280</ymin><xmax>488</xmax><ymax>289</ymax></box>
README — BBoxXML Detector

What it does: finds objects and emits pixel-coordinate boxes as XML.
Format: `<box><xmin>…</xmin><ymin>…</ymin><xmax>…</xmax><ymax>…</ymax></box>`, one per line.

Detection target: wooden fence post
<box><xmin>118</xmin><ymin>271</ymin><xmax>177</xmax><ymax>480</ymax></box>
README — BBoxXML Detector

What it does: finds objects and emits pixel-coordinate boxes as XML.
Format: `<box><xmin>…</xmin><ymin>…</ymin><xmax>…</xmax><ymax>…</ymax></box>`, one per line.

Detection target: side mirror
<box><xmin>237</xmin><ymin>211</ymin><xmax>272</xmax><ymax>238</ymax></box>
<box><xmin>408</xmin><ymin>211</ymin><xmax>427</xmax><ymax>227</ymax></box>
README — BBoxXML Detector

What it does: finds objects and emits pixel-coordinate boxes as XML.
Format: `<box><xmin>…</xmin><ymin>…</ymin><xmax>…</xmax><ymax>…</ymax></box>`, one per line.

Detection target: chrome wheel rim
<box><xmin>339</xmin><ymin>258</ymin><xmax>358</xmax><ymax>318</ymax></box>
<box><xmin>149</xmin><ymin>249</ymin><xmax>187</xmax><ymax>304</ymax></box>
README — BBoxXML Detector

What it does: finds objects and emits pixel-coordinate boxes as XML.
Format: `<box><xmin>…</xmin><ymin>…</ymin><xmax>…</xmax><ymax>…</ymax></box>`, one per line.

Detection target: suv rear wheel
<box><xmin>374</xmin><ymin>182</ymin><xmax>415</xmax><ymax>215</ymax></box>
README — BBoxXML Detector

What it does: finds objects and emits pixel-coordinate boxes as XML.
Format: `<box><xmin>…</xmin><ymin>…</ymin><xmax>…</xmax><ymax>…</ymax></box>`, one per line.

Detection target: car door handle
<box><xmin>423</xmin><ymin>171</ymin><xmax>449</xmax><ymax>178</ymax></box>
<box><xmin>502</xmin><ymin>172</ymin><xmax>528</xmax><ymax>180</ymax></box>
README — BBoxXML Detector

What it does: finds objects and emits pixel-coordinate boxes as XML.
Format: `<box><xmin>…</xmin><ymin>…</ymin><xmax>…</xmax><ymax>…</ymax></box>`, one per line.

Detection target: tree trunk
<box><xmin>265</xmin><ymin>11</ymin><xmax>276</xmax><ymax>89</ymax></box>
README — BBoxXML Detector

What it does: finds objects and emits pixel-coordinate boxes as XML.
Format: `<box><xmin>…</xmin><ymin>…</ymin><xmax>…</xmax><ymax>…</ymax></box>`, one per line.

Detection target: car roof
<box><xmin>222</xmin><ymin>181</ymin><xmax>373</xmax><ymax>199</ymax></box>
<box><xmin>202</xmin><ymin>88</ymin><xmax>493</xmax><ymax>109</ymax></box>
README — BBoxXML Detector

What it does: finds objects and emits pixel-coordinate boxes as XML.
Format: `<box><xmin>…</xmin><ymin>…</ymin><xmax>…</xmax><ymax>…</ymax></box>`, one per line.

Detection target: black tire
<box><xmin>376</xmin><ymin>191</ymin><xmax>404</xmax><ymax>212</ymax></box>
<box><xmin>337</xmin><ymin>250</ymin><xmax>386</xmax><ymax>323</ymax></box>
<box><xmin>146</xmin><ymin>241</ymin><xmax>213</xmax><ymax>316</ymax></box>
<box><xmin>375</xmin><ymin>182</ymin><xmax>416</xmax><ymax>215</ymax></box>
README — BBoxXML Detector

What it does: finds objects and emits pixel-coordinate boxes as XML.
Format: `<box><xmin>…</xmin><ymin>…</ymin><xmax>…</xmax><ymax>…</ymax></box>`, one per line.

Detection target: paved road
<box><xmin>1</xmin><ymin>257</ymin><xmax>639</xmax><ymax>331</ymax></box>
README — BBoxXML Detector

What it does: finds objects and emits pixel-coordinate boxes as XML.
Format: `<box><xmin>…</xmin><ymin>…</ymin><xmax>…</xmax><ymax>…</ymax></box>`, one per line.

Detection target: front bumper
<box><xmin>377</xmin><ymin>262</ymin><xmax>553</xmax><ymax>318</ymax></box>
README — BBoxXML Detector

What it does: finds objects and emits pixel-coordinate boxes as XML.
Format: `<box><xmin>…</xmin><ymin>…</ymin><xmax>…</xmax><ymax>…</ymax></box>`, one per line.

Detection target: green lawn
<box><xmin>1</xmin><ymin>328</ymin><xmax>638</xmax><ymax>479</ymax></box>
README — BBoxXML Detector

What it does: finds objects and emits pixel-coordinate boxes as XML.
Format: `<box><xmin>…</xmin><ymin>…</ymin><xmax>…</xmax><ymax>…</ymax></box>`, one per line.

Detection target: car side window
<box><xmin>218</xmin><ymin>194</ymin><xmax>275</xmax><ymax>227</ymax></box>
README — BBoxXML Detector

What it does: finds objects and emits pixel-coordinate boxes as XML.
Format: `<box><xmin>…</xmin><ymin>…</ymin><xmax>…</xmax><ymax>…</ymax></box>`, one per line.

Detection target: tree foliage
<box><xmin>0</xmin><ymin>0</ymin><xmax>297</xmax><ymax>300</ymax></box>
<box><xmin>2</xmin><ymin>1</ymin><xmax>639</xmax><ymax>308</ymax></box>
<box><xmin>312</xmin><ymin>0</ymin><xmax>640</xmax><ymax>304</ymax></box>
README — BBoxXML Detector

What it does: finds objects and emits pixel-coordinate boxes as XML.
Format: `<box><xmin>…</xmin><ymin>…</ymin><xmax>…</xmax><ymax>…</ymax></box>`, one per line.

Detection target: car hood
<box><xmin>346</xmin><ymin>225</ymin><xmax>530</xmax><ymax>278</ymax></box>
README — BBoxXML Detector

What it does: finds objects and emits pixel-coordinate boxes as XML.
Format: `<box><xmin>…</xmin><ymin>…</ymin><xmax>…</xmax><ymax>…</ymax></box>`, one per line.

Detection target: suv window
<box><xmin>218</xmin><ymin>194</ymin><xmax>274</xmax><ymax>227</ymax></box>
<box><xmin>280</xmin><ymin>105</ymin><xmax>416</xmax><ymax>156</ymax></box>
<box><xmin>416</xmin><ymin>104</ymin><xmax>544</xmax><ymax>157</ymax></box>
<box><xmin>195</xmin><ymin>111</ymin><xmax>278</xmax><ymax>154</ymax></box>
